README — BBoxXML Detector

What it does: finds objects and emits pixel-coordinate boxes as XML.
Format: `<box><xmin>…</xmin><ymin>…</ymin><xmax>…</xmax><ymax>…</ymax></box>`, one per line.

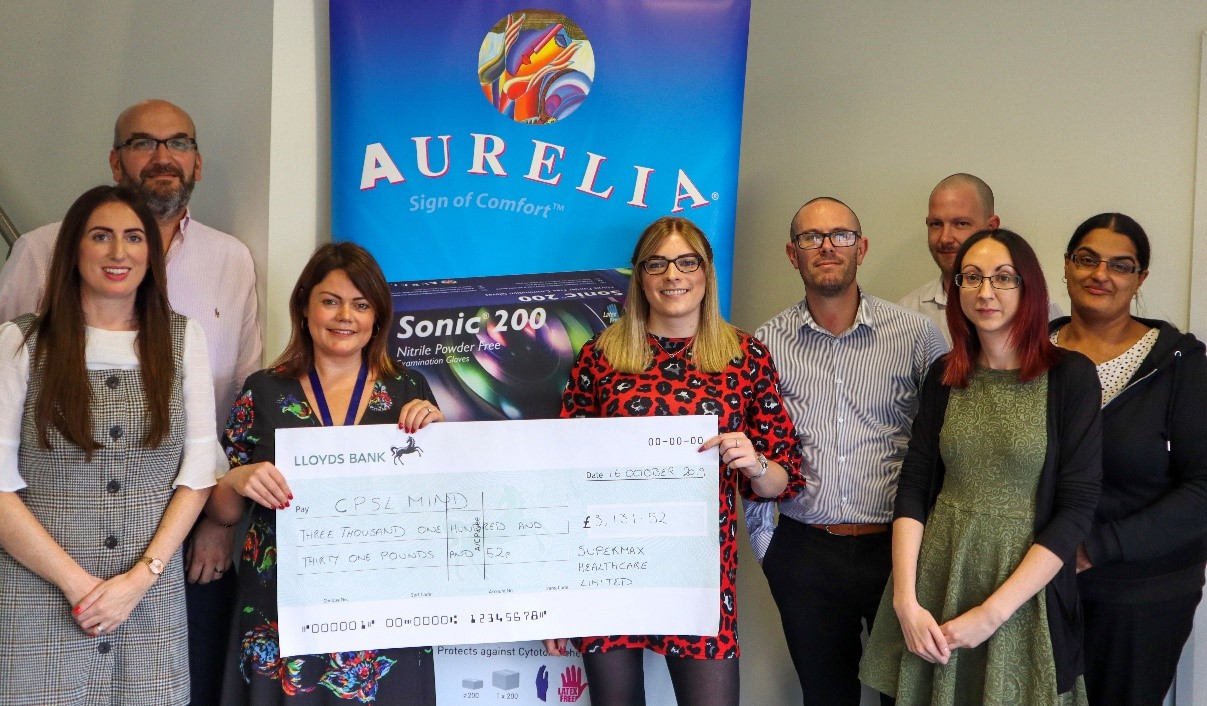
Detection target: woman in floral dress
<box><xmin>209</xmin><ymin>243</ymin><xmax>443</xmax><ymax>705</ymax></box>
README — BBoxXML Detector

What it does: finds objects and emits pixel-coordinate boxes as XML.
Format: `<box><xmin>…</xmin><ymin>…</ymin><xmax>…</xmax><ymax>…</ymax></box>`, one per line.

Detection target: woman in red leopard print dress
<box><xmin>544</xmin><ymin>216</ymin><xmax>804</xmax><ymax>706</ymax></box>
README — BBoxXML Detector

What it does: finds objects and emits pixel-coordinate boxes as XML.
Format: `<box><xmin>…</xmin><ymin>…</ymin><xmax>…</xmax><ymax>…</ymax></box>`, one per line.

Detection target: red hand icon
<box><xmin>559</xmin><ymin>665</ymin><xmax>589</xmax><ymax>702</ymax></box>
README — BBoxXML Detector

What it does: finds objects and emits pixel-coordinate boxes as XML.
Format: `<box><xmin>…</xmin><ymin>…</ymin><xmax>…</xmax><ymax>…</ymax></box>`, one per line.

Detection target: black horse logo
<box><xmin>391</xmin><ymin>437</ymin><xmax>423</xmax><ymax>465</ymax></box>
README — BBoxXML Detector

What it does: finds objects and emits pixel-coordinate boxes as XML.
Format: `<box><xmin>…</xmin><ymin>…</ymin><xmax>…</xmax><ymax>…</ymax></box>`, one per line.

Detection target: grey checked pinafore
<box><xmin>0</xmin><ymin>313</ymin><xmax>191</xmax><ymax>705</ymax></box>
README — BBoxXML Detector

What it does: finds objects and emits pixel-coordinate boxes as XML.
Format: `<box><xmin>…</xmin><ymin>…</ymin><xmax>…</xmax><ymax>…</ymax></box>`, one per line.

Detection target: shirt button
<box><xmin>837</xmin><ymin>418</ymin><xmax>844</xmax><ymax>424</ymax></box>
<box><xmin>105</xmin><ymin>376</ymin><xmax>120</xmax><ymax>389</ymax></box>
<box><xmin>109</xmin><ymin>425</ymin><xmax>123</xmax><ymax>440</ymax></box>
<box><xmin>106</xmin><ymin>479</ymin><xmax>121</xmax><ymax>493</ymax></box>
<box><xmin>98</xmin><ymin>641</ymin><xmax>112</xmax><ymax>654</ymax></box>
<box><xmin>104</xmin><ymin>535</ymin><xmax>118</xmax><ymax>550</ymax></box>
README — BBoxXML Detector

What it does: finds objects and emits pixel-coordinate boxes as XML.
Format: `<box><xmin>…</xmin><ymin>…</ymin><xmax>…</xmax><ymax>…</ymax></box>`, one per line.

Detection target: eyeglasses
<box><xmin>115</xmin><ymin>136</ymin><xmax>198</xmax><ymax>153</ymax></box>
<box><xmin>792</xmin><ymin>229</ymin><xmax>860</xmax><ymax>250</ymax></box>
<box><xmin>1066</xmin><ymin>251</ymin><xmax>1143</xmax><ymax>275</ymax></box>
<box><xmin>953</xmin><ymin>272</ymin><xmax>1022</xmax><ymax>290</ymax></box>
<box><xmin>640</xmin><ymin>254</ymin><xmax>702</xmax><ymax>275</ymax></box>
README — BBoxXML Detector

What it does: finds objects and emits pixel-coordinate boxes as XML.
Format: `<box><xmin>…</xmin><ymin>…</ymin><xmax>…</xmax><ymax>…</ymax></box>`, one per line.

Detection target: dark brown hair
<box><xmin>272</xmin><ymin>242</ymin><xmax>397</xmax><ymax>378</ymax></box>
<box><xmin>29</xmin><ymin>185</ymin><xmax>173</xmax><ymax>458</ymax></box>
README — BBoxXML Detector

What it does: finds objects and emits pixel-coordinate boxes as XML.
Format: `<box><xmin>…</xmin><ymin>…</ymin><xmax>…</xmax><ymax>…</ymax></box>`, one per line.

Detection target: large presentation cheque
<box><xmin>275</xmin><ymin>416</ymin><xmax>720</xmax><ymax>657</ymax></box>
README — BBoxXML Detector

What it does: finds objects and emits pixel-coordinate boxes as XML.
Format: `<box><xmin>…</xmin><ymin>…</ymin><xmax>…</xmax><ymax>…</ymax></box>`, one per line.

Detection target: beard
<box><xmin>120</xmin><ymin>164</ymin><xmax>195</xmax><ymax>220</ymax></box>
<box><xmin>804</xmin><ymin>258</ymin><xmax>858</xmax><ymax>298</ymax></box>
<box><xmin>932</xmin><ymin>253</ymin><xmax>958</xmax><ymax>281</ymax></box>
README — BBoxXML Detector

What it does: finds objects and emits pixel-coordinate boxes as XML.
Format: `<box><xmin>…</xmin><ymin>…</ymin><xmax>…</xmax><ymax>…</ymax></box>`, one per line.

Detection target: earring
<box><xmin>1061</xmin><ymin>275</ymin><xmax>1067</xmax><ymax>283</ymax></box>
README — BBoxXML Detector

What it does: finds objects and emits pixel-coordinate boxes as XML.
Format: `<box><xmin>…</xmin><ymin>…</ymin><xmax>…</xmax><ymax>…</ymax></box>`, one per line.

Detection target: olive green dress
<box><xmin>860</xmin><ymin>369</ymin><xmax>1086</xmax><ymax>705</ymax></box>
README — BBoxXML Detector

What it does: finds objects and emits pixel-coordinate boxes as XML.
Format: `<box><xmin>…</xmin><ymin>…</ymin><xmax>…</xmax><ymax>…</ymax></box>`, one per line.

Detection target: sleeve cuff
<box><xmin>172</xmin><ymin>438</ymin><xmax>223</xmax><ymax>489</ymax></box>
<box><xmin>750</xmin><ymin>529</ymin><xmax>773</xmax><ymax>562</ymax></box>
<box><xmin>1084</xmin><ymin>525</ymin><xmax>1120</xmax><ymax>567</ymax></box>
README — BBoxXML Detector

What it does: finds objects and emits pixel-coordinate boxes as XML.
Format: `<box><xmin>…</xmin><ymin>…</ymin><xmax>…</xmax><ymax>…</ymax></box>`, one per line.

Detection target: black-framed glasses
<box><xmin>1065</xmin><ymin>251</ymin><xmax>1143</xmax><ymax>275</ymax></box>
<box><xmin>792</xmin><ymin>229</ymin><xmax>860</xmax><ymax>250</ymax></box>
<box><xmin>953</xmin><ymin>272</ymin><xmax>1022</xmax><ymax>290</ymax></box>
<box><xmin>115</xmin><ymin>136</ymin><xmax>198</xmax><ymax>153</ymax></box>
<box><xmin>640</xmin><ymin>254</ymin><xmax>702</xmax><ymax>275</ymax></box>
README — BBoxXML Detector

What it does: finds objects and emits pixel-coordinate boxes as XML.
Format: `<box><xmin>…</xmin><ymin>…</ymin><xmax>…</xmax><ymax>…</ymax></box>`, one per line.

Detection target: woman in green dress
<box><xmin>860</xmin><ymin>229</ymin><xmax>1102</xmax><ymax>705</ymax></box>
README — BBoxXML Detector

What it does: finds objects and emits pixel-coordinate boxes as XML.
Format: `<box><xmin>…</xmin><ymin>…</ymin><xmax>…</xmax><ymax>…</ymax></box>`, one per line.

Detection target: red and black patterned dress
<box><xmin>560</xmin><ymin>331</ymin><xmax>804</xmax><ymax>659</ymax></box>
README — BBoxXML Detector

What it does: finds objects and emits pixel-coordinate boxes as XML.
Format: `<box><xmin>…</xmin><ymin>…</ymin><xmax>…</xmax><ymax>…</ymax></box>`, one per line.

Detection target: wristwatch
<box><xmin>750</xmin><ymin>453</ymin><xmax>769</xmax><ymax>480</ymax></box>
<box><xmin>141</xmin><ymin>555</ymin><xmax>164</xmax><ymax>577</ymax></box>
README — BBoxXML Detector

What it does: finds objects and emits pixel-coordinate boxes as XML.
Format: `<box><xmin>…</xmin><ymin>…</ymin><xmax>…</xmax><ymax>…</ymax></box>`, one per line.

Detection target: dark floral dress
<box><xmin>218</xmin><ymin>366</ymin><xmax>438</xmax><ymax>705</ymax></box>
<box><xmin>560</xmin><ymin>332</ymin><xmax>804</xmax><ymax>659</ymax></box>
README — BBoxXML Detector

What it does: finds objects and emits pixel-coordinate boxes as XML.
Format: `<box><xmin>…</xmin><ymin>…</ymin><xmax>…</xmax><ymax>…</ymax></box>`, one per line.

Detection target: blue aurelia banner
<box><xmin>329</xmin><ymin>1</ymin><xmax>752</xmax><ymax>311</ymax></box>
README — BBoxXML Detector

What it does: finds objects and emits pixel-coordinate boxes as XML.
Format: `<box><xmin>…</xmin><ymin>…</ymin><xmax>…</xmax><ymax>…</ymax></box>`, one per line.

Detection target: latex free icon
<box><xmin>479</xmin><ymin>10</ymin><xmax>595</xmax><ymax>124</ymax></box>
<box><xmin>557</xmin><ymin>664</ymin><xmax>589</xmax><ymax>702</ymax></box>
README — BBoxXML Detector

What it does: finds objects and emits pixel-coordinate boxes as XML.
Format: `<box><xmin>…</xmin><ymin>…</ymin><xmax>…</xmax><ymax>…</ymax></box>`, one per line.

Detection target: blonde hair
<box><xmin>597</xmin><ymin>216</ymin><xmax>741</xmax><ymax>373</ymax></box>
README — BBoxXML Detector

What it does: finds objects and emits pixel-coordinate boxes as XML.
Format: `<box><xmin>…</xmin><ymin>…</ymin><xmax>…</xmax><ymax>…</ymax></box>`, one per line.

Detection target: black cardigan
<box><xmin>1049</xmin><ymin>317</ymin><xmax>1207</xmax><ymax>602</ymax></box>
<box><xmin>894</xmin><ymin>350</ymin><xmax>1103</xmax><ymax>694</ymax></box>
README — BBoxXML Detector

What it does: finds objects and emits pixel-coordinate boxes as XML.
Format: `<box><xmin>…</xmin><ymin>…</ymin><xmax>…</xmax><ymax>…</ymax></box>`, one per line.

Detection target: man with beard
<box><xmin>746</xmin><ymin>197</ymin><xmax>944</xmax><ymax>705</ymax></box>
<box><xmin>0</xmin><ymin>99</ymin><xmax>260</xmax><ymax>705</ymax></box>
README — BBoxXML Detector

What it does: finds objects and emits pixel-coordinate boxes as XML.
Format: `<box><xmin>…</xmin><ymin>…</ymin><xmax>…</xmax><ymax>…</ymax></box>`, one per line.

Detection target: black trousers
<box><xmin>186</xmin><ymin>567</ymin><xmax>238</xmax><ymax>705</ymax></box>
<box><xmin>1083</xmin><ymin>590</ymin><xmax>1201</xmax><ymax>706</ymax></box>
<box><xmin>762</xmin><ymin>516</ymin><xmax>892</xmax><ymax>706</ymax></box>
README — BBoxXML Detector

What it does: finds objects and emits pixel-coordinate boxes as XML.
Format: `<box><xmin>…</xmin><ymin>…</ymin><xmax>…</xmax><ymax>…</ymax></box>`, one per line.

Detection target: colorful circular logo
<box><xmin>478</xmin><ymin>10</ymin><xmax>595</xmax><ymax>125</ymax></box>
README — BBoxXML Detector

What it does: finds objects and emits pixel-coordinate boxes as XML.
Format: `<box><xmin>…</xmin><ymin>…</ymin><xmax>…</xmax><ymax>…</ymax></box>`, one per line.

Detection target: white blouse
<box><xmin>1051</xmin><ymin>326</ymin><xmax>1158</xmax><ymax>406</ymax></box>
<box><xmin>0</xmin><ymin>319</ymin><xmax>224</xmax><ymax>491</ymax></box>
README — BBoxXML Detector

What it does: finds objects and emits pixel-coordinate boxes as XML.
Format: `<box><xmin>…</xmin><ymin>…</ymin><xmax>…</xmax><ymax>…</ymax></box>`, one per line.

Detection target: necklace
<box><xmin>650</xmin><ymin>334</ymin><xmax>693</xmax><ymax>359</ymax></box>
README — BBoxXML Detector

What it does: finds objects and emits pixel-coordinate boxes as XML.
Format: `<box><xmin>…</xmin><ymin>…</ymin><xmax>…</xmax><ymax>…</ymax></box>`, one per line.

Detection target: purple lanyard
<box><xmin>307</xmin><ymin>362</ymin><xmax>369</xmax><ymax>427</ymax></box>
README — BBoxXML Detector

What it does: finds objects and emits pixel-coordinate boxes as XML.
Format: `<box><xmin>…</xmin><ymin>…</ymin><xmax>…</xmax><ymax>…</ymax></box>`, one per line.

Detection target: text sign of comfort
<box><xmin>275</xmin><ymin>416</ymin><xmax>720</xmax><ymax>657</ymax></box>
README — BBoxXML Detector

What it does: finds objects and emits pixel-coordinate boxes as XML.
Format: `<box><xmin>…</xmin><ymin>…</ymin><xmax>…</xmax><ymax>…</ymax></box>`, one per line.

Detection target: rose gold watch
<box><xmin>141</xmin><ymin>555</ymin><xmax>164</xmax><ymax>577</ymax></box>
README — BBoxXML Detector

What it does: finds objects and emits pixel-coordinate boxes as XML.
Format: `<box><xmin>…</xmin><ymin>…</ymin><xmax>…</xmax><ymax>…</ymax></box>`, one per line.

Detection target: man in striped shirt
<box><xmin>747</xmin><ymin>197</ymin><xmax>946</xmax><ymax>705</ymax></box>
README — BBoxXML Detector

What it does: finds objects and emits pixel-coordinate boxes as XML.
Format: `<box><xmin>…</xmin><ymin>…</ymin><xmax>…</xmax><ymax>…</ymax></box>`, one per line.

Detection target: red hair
<box><xmin>943</xmin><ymin>229</ymin><xmax>1060</xmax><ymax>387</ymax></box>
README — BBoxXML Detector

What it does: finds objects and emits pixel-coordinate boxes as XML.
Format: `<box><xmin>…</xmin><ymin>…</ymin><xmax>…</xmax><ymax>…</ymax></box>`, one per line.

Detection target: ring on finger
<box><xmin>96</xmin><ymin>625</ymin><xmax>105</xmax><ymax>634</ymax></box>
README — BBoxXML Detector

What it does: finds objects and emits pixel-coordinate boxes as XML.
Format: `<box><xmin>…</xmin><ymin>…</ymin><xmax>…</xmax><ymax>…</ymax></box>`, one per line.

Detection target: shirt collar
<box><xmin>796</xmin><ymin>288</ymin><xmax>877</xmax><ymax>338</ymax></box>
<box><xmin>165</xmin><ymin>208</ymin><xmax>193</xmax><ymax>261</ymax></box>
<box><xmin>926</xmin><ymin>277</ymin><xmax>948</xmax><ymax>307</ymax></box>
<box><xmin>179</xmin><ymin>208</ymin><xmax>193</xmax><ymax>237</ymax></box>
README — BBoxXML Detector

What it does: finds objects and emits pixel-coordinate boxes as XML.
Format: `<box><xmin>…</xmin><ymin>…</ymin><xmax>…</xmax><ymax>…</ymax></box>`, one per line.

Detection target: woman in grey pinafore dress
<box><xmin>0</xmin><ymin>186</ymin><xmax>219</xmax><ymax>705</ymax></box>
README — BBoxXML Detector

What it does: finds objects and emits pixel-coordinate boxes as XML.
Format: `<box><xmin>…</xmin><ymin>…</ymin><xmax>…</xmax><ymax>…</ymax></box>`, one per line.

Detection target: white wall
<box><xmin>733</xmin><ymin>2</ymin><xmax>1206</xmax><ymax>334</ymax></box>
<box><xmin>734</xmin><ymin>4</ymin><xmax>1207</xmax><ymax>704</ymax></box>
<box><xmin>265</xmin><ymin>0</ymin><xmax>328</xmax><ymax>358</ymax></box>
<box><xmin>0</xmin><ymin>0</ymin><xmax>272</xmax><ymax>341</ymax></box>
<box><xmin>5</xmin><ymin>1</ymin><xmax>1206</xmax><ymax>703</ymax></box>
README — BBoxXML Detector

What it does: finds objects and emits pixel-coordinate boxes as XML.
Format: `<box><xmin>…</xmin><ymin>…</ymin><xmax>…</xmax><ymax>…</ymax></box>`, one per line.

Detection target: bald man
<box><xmin>897</xmin><ymin>173</ymin><xmax>1000</xmax><ymax>343</ymax></box>
<box><xmin>748</xmin><ymin>197</ymin><xmax>945</xmax><ymax>705</ymax></box>
<box><xmin>0</xmin><ymin>99</ymin><xmax>261</xmax><ymax>704</ymax></box>
<box><xmin>899</xmin><ymin>173</ymin><xmax>1060</xmax><ymax>343</ymax></box>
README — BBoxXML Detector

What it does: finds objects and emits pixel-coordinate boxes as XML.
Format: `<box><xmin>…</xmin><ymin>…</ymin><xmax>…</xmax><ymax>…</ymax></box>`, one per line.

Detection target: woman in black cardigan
<box><xmin>860</xmin><ymin>229</ymin><xmax>1101</xmax><ymax>705</ymax></box>
<box><xmin>1051</xmin><ymin>213</ymin><xmax>1207</xmax><ymax>706</ymax></box>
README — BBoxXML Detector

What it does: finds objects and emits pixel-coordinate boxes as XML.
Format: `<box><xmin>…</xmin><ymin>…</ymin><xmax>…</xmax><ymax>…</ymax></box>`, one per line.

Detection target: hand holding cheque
<box><xmin>268</xmin><ymin>415</ymin><xmax>724</xmax><ymax>657</ymax></box>
<box><xmin>219</xmin><ymin>398</ymin><xmax>445</xmax><ymax>513</ymax></box>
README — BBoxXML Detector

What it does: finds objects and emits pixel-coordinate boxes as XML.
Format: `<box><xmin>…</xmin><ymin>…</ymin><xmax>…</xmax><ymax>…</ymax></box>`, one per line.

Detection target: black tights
<box><xmin>581</xmin><ymin>648</ymin><xmax>739</xmax><ymax>706</ymax></box>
